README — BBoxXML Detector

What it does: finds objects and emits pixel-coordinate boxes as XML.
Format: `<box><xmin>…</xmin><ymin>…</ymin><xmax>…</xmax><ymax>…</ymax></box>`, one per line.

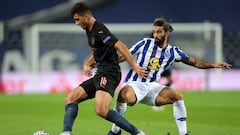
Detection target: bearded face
<box><xmin>153</xmin><ymin>26</ymin><xmax>167</xmax><ymax>47</ymax></box>
<box><xmin>154</xmin><ymin>34</ymin><xmax>166</xmax><ymax>47</ymax></box>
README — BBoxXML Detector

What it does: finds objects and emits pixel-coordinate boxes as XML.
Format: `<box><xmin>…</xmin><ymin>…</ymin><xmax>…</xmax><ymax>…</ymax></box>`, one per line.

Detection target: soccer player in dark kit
<box><xmin>59</xmin><ymin>2</ymin><xmax>147</xmax><ymax>135</ymax></box>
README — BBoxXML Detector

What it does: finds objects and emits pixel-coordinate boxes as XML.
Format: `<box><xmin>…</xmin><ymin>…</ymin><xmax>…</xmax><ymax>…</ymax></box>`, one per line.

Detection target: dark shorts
<box><xmin>161</xmin><ymin>69</ymin><xmax>171</xmax><ymax>77</ymax></box>
<box><xmin>80</xmin><ymin>71</ymin><xmax>121</xmax><ymax>98</ymax></box>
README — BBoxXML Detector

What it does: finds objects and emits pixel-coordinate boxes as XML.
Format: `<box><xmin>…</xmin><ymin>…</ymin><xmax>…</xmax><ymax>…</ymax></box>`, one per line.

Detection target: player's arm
<box><xmin>83</xmin><ymin>54</ymin><xmax>96</xmax><ymax>76</ymax></box>
<box><xmin>114</xmin><ymin>40</ymin><xmax>148</xmax><ymax>78</ymax></box>
<box><xmin>118</xmin><ymin>54</ymin><xmax>126</xmax><ymax>63</ymax></box>
<box><xmin>185</xmin><ymin>56</ymin><xmax>232</xmax><ymax>69</ymax></box>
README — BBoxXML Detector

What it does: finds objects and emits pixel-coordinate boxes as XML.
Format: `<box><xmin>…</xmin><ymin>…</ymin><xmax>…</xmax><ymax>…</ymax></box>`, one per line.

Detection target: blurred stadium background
<box><xmin>0</xmin><ymin>0</ymin><xmax>240</xmax><ymax>93</ymax></box>
<box><xmin>0</xmin><ymin>1</ymin><xmax>240</xmax><ymax>135</ymax></box>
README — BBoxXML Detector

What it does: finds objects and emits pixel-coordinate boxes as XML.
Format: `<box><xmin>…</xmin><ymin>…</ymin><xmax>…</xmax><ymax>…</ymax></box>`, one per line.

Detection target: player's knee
<box><xmin>118</xmin><ymin>90</ymin><xmax>133</xmax><ymax>103</ymax></box>
<box><xmin>64</xmin><ymin>96</ymin><xmax>77</xmax><ymax>105</ymax></box>
<box><xmin>167</xmin><ymin>88</ymin><xmax>183</xmax><ymax>101</ymax></box>
<box><xmin>175</xmin><ymin>93</ymin><xmax>183</xmax><ymax>101</ymax></box>
<box><xmin>95</xmin><ymin>106</ymin><xmax>107</xmax><ymax>118</ymax></box>
<box><xmin>64</xmin><ymin>97</ymin><xmax>72</xmax><ymax>104</ymax></box>
<box><xmin>160</xmin><ymin>88</ymin><xmax>183</xmax><ymax>104</ymax></box>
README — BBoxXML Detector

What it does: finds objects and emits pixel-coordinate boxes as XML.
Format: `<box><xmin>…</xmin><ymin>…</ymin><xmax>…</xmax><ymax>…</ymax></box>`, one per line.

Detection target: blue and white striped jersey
<box><xmin>125</xmin><ymin>38</ymin><xmax>190</xmax><ymax>83</ymax></box>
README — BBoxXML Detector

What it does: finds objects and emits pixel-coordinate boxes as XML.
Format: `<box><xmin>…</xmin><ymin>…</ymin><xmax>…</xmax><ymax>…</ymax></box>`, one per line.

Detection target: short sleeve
<box><xmin>174</xmin><ymin>46</ymin><xmax>190</xmax><ymax>62</ymax></box>
<box><xmin>95</xmin><ymin>25</ymin><xmax>118</xmax><ymax>47</ymax></box>
<box><xmin>129</xmin><ymin>40</ymin><xmax>146</xmax><ymax>55</ymax></box>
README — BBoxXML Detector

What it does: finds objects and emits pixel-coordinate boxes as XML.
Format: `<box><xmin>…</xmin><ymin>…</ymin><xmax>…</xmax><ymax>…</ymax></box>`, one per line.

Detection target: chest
<box><xmin>142</xmin><ymin>47</ymin><xmax>175</xmax><ymax>65</ymax></box>
<box><xmin>87</xmin><ymin>33</ymin><xmax>103</xmax><ymax>48</ymax></box>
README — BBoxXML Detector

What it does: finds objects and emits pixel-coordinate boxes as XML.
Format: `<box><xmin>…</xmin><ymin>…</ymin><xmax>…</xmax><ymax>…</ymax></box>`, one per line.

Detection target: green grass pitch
<box><xmin>0</xmin><ymin>91</ymin><xmax>239</xmax><ymax>135</ymax></box>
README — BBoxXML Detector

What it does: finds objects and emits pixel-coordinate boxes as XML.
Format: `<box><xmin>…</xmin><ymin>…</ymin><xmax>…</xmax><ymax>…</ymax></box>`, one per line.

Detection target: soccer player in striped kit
<box><xmin>107</xmin><ymin>18</ymin><xmax>231</xmax><ymax>135</ymax></box>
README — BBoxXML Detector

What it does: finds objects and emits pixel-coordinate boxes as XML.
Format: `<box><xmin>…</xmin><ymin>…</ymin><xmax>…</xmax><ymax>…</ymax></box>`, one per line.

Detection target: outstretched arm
<box><xmin>185</xmin><ymin>57</ymin><xmax>232</xmax><ymax>69</ymax></box>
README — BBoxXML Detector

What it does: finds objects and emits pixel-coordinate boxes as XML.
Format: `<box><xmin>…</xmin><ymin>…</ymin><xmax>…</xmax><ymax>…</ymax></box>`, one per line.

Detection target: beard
<box><xmin>79</xmin><ymin>21</ymin><xmax>89</xmax><ymax>30</ymax></box>
<box><xmin>154</xmin><ymin>35</ymin><xmax>165</xmax><ymax>47</ymax></box>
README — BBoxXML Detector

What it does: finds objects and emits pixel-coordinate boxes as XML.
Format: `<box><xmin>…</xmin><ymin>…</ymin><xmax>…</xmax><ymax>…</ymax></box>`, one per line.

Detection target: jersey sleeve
<box><xmin>174</xmin><ymin>46</ymin><xmax>190</xmax><ymax>63</ymax></box>
<box><xmin>129</xmin><ymin>39</ymin><xmax>146</xmax><ymax>55</ymax></box>
<box><xmin>96</xmin><ymin>24</ymin><xmax>118</xmax><ymax>47</ymax></box>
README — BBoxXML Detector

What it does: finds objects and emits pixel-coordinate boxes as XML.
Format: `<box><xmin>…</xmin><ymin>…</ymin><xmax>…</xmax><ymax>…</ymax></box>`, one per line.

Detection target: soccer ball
<box><xmin>33</xmin><ymin>130</ymin><xmax>50</xmax><ymax>135</ymax></box>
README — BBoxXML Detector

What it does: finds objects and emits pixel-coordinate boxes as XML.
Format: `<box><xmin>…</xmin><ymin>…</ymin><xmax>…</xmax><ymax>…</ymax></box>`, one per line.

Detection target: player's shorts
<box><xmin>123</xmin><ymin>81</ymin><xmax>166</xmax><ymax>106</ymax></box>
<box><xmin>80</xmin><ymin>71</ymin><xmax>121</xmax><ymax>98</ymax></box>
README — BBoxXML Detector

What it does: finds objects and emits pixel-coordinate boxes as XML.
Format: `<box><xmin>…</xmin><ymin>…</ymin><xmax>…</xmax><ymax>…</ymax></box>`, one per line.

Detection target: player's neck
<box><xmin>159</xmin><ymin>43</ymin><xmax>167</xmax><ymax>48</ymax></box>
<box><xmin>88</xmin><ymin>17</ymin><xmax>96</xmax><ymax>31</ymax></box>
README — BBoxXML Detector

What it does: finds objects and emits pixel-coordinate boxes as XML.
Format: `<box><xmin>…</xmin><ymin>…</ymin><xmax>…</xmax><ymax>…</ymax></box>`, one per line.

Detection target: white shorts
<box><xmin>123</xmin><ymin>81</ymin><xmax>166</xmax><ymax>106</ymax></box>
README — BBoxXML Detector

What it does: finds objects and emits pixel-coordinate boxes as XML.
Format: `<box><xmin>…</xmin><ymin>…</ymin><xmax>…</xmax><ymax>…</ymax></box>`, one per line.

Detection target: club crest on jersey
<box><xmin>164</xmin><ymin>50</ymin><xmax>171</xmax><ymax>58</ymax></box>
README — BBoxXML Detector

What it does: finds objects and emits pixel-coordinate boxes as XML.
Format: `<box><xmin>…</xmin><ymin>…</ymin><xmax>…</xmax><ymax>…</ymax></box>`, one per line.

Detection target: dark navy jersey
<box><xmin>86</xmin><ymin>21</ymin><xmax>120</xmax><ymax>72</ymax></box>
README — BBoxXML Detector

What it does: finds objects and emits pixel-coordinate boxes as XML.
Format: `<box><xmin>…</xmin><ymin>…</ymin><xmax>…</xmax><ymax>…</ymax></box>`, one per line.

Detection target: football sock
<box><xmin>173</xmin><ymin>100</ymin><xmax>187</xmax><ymax>135</ymax></box>
<box><xmin>115</xmin><ymin>101</ymin><xmax>127</xmax><ymax>115</ymax></box>
<box><xmin>111</xmin><ymin>102</ymin><xmax>127</xmax><ymax>133</ymax></box>
<box><xmin>63</xmin><ymin>103</ymin><xmax>78</xmax><ymax>132</ymax></box>
<box><xmin>106</xmin><ymin>109</ymin><xmax>139</xmax><ymax>135</ymax></box>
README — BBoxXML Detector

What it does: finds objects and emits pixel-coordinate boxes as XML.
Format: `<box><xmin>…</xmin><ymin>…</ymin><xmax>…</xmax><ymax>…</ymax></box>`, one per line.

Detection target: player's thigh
<box><xmin>118</xmin><ymin>85</ymin><xmax>137</xmax><ymax>105</ymax></box>
<box><xmin>140</xmin><ymin>82</ymin><xmax>165</xmax><ymax>106</ymax></box>
<box><xmin>95</xmin><ymin>90</ymin><xmax>113</xmax><ymax>108</ymax></box>
<box><xmin>156</xmin><ymin>87</ymin><xmax>183</xmax><ymax>105</ymax></box>
<box><xmin>65</xmin><ymin>86</ymin><xmax>89</xmax><ymax>104</ymax></box>
<box><xmin>95</xmin><ymin>90</ymin><xmax>113</xmax><ymax>117</ymax></box>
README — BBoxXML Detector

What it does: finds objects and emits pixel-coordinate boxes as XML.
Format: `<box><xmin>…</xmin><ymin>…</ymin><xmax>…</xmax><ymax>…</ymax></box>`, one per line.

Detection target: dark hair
<box><xmin>153</xmin><ymin>18</ymin><xmax>173</xmax><ymax>32</ymax></box>
<box><xmin>71</xmin><ymin>2</ymin><xmax>92</xmax><ymax>16</ymax></box>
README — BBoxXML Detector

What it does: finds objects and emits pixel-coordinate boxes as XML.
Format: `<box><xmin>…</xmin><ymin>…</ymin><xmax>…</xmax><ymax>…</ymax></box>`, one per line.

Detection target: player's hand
<box><xmin>90</xmin><ymin>63</ymin><xmax>97</xmax><ymax>69</ymax></box>
<box><xmin>83</xmin><ymin>65</ymin><xmax>93</xmax><ymax>77</ymax></box>
<box><xmin>214</xmin><ymin>62</ymin><xmax>232</xmax><ymax>69</ymax></box>
<box><xmin>133</xmin><ymin>64</ymin><xmax>148</xmax><ymax>79</ymax></box>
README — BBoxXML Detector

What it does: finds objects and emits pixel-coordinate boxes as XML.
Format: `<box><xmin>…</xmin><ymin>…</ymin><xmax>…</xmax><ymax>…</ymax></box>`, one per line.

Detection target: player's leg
<box><xmin>162</xmin><ymin>69</ymin><xmax>173</xmax><ymax>87</ymax></box>
<box><xmin>118</xmin><ymin>85</ymin><xmax>138</xmax><ymax>105</ymax></box>
<box><xmin>155</xmin><ymin>87</ymin><xmax>187</xmax><ymax>135</ymax></box>
<box><xmin>151</xmin><ymin>69</ymin><xmax>173</xmax><ymax>111</ymax></box>
<box><xmin>61</xmin><ymin>86</ymin><xmax>89</xmax><ymax>133</ymax></box>
<box><xmin>61</xmin><ymin>78</ymin><xmax>95</xmax><ymax>134</ymax></box>
<box><xmin>96</xmin><ymin>90</ymin><xmax>141</xmax><ymax>135</ymax></box>
<box><xmin>165</xmin><ymin>74</ymin><xmax>173</xmax><ymax>87</ymax></box>
<box><xmin>108</xmin><ymin>85</ymin><xmax>137</xmax><ymax>134</ymax></box>
<box><xmin>94</xmin><ymin>75</ymin><xmax>144</xmax><ymax>135</ymax></box>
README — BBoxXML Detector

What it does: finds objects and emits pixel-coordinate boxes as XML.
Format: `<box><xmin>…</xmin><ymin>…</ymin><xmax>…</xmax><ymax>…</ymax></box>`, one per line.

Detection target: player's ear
<box><xmin>83</xmin><ymin>13</ymin><xmax>91</xmax><ymax>22</ymax></box>
<box><xmin>83</xmin><ymin>13</ymin><xmax>90</xmax><ymax>18</ymax></box>
<box><xmin>166</xmin><ymin>31</ymin><xmax>170</xmax><ymax>37</ymax></box>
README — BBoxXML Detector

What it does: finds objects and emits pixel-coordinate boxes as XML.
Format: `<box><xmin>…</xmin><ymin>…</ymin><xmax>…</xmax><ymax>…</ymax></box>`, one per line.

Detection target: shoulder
<box><xmin>138</xmin><ymin>37</ymin><xmax>155</xmax><ymax>46</ymax></box>
<box><xmin>167</xmin><ymin>44</ymin><xmax>183</xmax><ymax>52</ymax></box>
<box><xmin>94</xmin><ymin>21</ymin><xmax>114</xmax><ymax>37</ymax></box>
<box><xmin>130</xmin><ymin>38</ymin><xmax>154</xmax><ymax>52</ymax></box>
<box><xmin>143</xmin><ymin>37</ymin><xmax>155</xmax><ymax>42</ymax></box>
<box><xmin>94</xmin><ymin>21</ymin><xmax>109</xmax><ymax>31</ymax></box>
<box><xmin>169</xmin><ymin>44</ymin><xmax>190</xmax><ymax>62</ymax></box>
<box><xmin>94</xmin><ymin>21</ymin><xmax>104</xmax><ymax>27</ymax></box>
<box><xmin>167</xmin><ymin>44</ymin><xmax>177</xmax><ymax>48</ymax></box>
<box><xmin>134</xmin><ymin>38</ymin><xmax>153</xmax><ymax>47</ymax></box>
